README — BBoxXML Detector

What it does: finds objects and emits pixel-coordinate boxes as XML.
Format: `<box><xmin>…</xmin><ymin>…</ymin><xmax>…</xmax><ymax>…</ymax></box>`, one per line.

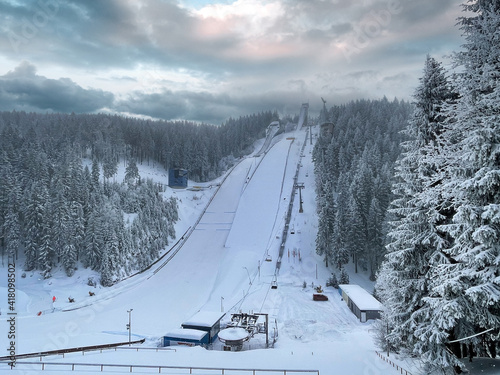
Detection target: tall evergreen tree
<box><xmin>24</xmin><ymin>182</ymin><xmax>49</xmax><ymax>271</ymax></box>
<box><xmin>377</xmin><ymin>55</ymin><xmax>457</xmax><ymax>369</ymax></box>
<box><xmin>124</xmin><ymin>158</ymin><xmax>139</xmax><ymax>185</ymax></box>
<box><xmin>4</xmin><ymin>192</ymin><xmax>21</xmax><ymax>260</ymax></box>
<box><xmin>414</xmin><ymin>1</ymin><xmax>500</xmax><ymax>370</ymax></box>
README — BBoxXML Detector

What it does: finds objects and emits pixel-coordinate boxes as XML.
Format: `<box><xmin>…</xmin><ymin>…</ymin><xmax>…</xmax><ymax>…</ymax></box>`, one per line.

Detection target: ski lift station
<box><xmin>163</xmin><ymin>311</ymin><xmax>225</xmax><ymax>347</ymax></box>
<box><xmin>338</xmin><ymin>284</ymin><xmax>383</xmax><ymax>323</ymax></box>
<box><xmin>220</xmin><ymin>312</ymin><xmax>273</xmax><ymax>351</ymax></box>
<box><xmin>168</xmin><ymin>168</ymin><xmax>188</xmax><ymax>188</ymax></box>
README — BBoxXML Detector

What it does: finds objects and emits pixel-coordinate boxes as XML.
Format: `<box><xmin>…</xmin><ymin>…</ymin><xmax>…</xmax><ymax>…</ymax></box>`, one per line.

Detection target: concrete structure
<box><xmin>338</xmin><ymin>284</ymin><xmax>383</xmax><ymax>322</ymax></box>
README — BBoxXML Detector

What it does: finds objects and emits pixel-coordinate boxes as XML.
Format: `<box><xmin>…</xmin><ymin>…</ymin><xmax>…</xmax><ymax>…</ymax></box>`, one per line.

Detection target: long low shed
<box><xmin>338</xmin><ymin>284</ymin><xmax>383</xmax><ymax>322</ymax></box>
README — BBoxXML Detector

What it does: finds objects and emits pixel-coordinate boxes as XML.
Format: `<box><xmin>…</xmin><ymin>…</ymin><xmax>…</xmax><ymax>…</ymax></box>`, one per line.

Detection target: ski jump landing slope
<box><xmin>9</xmin><ymin>132</ymin><xmax>298</xmax><ymax>352</ymax></box>
<box><xmin>2</xmin><ymin>126</ymin><xmax>401</xmax><ymax>375</ymax></box>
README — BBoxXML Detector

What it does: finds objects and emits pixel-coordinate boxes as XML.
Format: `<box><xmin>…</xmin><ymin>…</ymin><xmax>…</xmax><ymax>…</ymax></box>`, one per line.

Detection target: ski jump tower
<box><xmin>298</xmin><ymin>103</ymin><xmax>309</xmax><ymax>128</ymax></box>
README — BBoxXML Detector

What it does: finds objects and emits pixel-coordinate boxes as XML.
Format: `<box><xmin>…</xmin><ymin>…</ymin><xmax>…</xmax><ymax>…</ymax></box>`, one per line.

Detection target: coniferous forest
<box><xmin>315</xmin><ymin>2</ymin><xmax>500</xmax><ymax>372</ymax></box>
<box><xmin>0</xmin><ymin>110</ymin><xmax>275</xmax><ymax>285</ymax></box>
<box><xmin>313</xmin><ymin>97</ymin><xmax>412</xmax><ymax>280</ymax></box>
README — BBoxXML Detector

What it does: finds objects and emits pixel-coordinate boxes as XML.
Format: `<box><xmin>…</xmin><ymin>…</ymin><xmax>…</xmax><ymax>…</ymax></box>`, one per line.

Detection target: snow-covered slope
<box><xmin>1</xmin><ymin>125</ymin><xmax>420</xmax><ymax>374</ymax></box>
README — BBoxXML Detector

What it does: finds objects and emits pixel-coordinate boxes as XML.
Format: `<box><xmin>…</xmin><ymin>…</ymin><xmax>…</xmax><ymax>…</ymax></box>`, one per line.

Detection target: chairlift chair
<box><xmin>265</xmin><ymin>254</ymin><xmax>272</xmax><ymax>262</ymax></box>
<box><xmin>271</xmin><ymin>280</ymin><xmax>278</xmax><ymax>289</ymax></box>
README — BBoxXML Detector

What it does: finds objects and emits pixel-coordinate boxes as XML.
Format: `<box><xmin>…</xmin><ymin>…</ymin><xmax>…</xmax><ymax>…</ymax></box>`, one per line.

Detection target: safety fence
<box><xmin>0</xmin><ymin>339</ymin><xmax>145</xmax><ymax>362</ymax></box>
<box><xmin>375</xmin><ymin>351</ymin><xmax>413</xmax><ymax>375</ymax></box>
<box><xmin>7</xmin><ymin>361</ymin><xmax>319</xmax><ymax>374</ymax></box>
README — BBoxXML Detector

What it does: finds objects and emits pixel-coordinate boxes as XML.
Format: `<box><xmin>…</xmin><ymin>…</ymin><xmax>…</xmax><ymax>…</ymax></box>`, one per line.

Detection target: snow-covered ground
<box><xmin>1</xmin><ymin>124</ymin><xmax>497</xmax><ymax>374</ymax></box>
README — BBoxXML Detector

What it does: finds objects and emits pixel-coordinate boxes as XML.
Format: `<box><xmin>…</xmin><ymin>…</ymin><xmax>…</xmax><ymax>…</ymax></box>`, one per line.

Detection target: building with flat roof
<box><xmin>181</xmin><ymin>311</ymin><xmax>226</xmax><ymax>343</ymax></box>
<box><xmin>163</xmin><ymin>328</ymin><xmax>209</xmax><ymax>347</ymax></box>
<box><xmin>338</xmin><ymin>284</ymin><xmax>383</xmax><ymax>322</ymax></box>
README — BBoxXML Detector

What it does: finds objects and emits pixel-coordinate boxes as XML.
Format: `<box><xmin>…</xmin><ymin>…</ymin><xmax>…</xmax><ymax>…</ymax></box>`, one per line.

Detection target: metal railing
<box><xmin>8</xmin><ymin>361</ymin><xmax>319</xmax><ymax>374</ymax></box>
<box><xmin>0</xmin><ymin>339</ymin><xmax>145</xmax><ymax>362</ymax></box>
<box><xmin>375</xmin><ymin>351</ymin><xmax>413</xmax><ymax>375</ymax></box>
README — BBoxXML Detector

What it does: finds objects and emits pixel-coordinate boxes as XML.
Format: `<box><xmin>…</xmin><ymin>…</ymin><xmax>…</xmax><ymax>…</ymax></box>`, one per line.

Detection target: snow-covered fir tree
<box><xmin>378</xmin><ymin>1</ymin><xmax>500</xmax><ymax>371</ymax></box>
<box><xmin>417</xmin><ymin>1</ymin><xmax>500</xmax><ymax>371</ymax></box>
<box><xmin>313</xmin><ymin>98</ymin><xmax>411</xmax><ymax>279</ymax></box>
<box><xmin>376</xmin><ymin>54</ymin><xmax>456</xmax><ymax>366</ymax></box>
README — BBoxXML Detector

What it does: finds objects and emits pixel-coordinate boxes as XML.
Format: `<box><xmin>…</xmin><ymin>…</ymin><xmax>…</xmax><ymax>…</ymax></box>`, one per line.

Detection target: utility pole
<box><xmin>243</xmin><ymin>267</ymin><xmax>252</xmax><ymax>285</ymax></box>
<box><xmin>294</xmin><ymin>183</ymin><xmax>305</xmax><ymax>213</ymax></box>
<box><xmin>127</xmin><ymin>309</ymin><xmax>133</xmax><ymax>346</ymax></box>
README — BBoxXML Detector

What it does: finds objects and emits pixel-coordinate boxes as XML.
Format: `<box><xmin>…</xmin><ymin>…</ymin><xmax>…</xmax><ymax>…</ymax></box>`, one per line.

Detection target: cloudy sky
<box><xmin>0</xmin><ymin>0</ymin><xmax>465</xmax><ymax>124</ymax></box>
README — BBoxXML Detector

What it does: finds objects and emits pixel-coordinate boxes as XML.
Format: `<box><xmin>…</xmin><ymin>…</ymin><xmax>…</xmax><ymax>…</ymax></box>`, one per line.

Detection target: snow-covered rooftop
<box><xmin>339</xmin><ymin>284</ymin><xmax>383</xmax><ymax>311</ymax></box>
<box><xmin>164</xmin><ymin>328</ymin><xmax>208</xmax><ymax>340</ymax></box>
<box><xmin>218</xmin><ymin>327</ymin><xmax>250</xmax><ymax>342</ymax></box>
<box><xmin>182</xmin><ymin>311</ymin><xmax>226</xmax><ymax>328</ymax></box>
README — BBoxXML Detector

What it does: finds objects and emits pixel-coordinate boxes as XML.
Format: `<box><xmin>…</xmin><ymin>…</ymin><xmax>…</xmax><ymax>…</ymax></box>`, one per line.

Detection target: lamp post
<box><xmin>243</xmin><ymin>267</ymin><xmax>252</xmax><ymax>285</ymax></box>
<box><xmin>127</xmin><ymin>309</ymin><xmax>133</xmax><ymax>346</ymax></box>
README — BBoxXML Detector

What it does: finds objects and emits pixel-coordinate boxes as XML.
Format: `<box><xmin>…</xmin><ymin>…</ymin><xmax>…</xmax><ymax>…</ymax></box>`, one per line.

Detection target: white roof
<box><xmin>339</xmin><ymin>284</ymin><xmax>383</xmax><ymax>311</ymax></box>
<box><xmin>218</xmin><ymin>327</ymin><xmax>249</xmax><ymax>341</ymax></box>
<box><xmin>164</xmin><ymin>328</ymin><xmax>207</xmax><ymax>340</ymax></box>
<box><xmin>182</xmin><ymin>311</ymin><xmax>226</xmax><ymax>328</ymax></box>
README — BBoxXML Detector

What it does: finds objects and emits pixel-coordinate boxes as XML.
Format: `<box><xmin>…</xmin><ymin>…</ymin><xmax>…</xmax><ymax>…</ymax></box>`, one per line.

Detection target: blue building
<box><xmin>163</xmin><ymin>328</ymin><xmax>209</xmax><ymax>347</ymax></box>
<box><xmin>168</xmin><ymin>168</ymin><xmax>188</xmax><ymax>188</ymax></box>
<box><xmin>181</xmin><ymin>311</ymin><xmax>225</xmax><ymax>343</ymax></box>
<box><xmin>162</xmin><ymin>311</ymin><xmax>226</xmax><ymax>348</ymax></box>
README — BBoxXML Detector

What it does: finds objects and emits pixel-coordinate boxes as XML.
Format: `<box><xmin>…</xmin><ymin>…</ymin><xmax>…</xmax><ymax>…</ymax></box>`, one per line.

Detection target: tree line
<box><xmin>0</xmin><ymin>110</ymin><xmax>275</xmax><ymax>284</ymax></box>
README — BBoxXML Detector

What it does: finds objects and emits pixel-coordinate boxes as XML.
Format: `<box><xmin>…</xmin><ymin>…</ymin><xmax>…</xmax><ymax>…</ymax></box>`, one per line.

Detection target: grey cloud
<box><xmin>0</xmin><ymin>61</ymin><xmax>114</xmax><ymax>113</ymax></box>
<box><xmin>116</xmin><ymin>87</ymin><xmax>321</xmax><ymax>125</ymax></box>
<box><xmin>1</xmin><ymin>1</ymin><xmax>185</xmax><ymax>69</ymax></box>
<box><xmin>383</xmin><ymin>72</ymin><xmax>412</xmax><ymax>83</ymax></box>
<box><xmin>393</xmin><ymin>0</ymin><xmax>461</xmax><ymax>24</ymax></box>
<box><xmin>116</xmin><ymin>90</ymin><xmax>235</xmax><ymax>124</ymax></box>
<box><xmin>0</xmin><ymin>0</ymin><xmax>466</xmax><ymax>123</ymax></box>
